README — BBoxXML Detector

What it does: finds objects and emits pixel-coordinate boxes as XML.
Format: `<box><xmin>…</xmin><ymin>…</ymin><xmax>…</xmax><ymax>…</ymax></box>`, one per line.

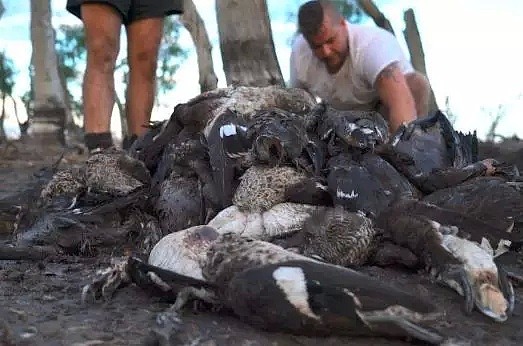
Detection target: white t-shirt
<box><xmin>289</xmin><ymin>22</ymin><xmax>414</xmax><ymax>111</ymax></box>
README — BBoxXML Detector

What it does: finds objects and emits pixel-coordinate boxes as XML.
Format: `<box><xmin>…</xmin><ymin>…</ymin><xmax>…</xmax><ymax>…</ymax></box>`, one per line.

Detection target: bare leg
<box><xmin>405</xmin><ymin>72</ymin><xmax>431</xmax><ymax>117</ymax></box>
<box><xmin>81</xmin><ymin>4</ymin><xmax>122</xmax><ymax>134</ymax></box>
<box><xmin>125</xmin><ymin>18</ymin><xmax>164</xmax><ymax>136</ymax></box>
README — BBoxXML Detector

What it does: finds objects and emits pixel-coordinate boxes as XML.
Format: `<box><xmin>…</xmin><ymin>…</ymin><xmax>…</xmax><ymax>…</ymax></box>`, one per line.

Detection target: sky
<box><xmin>1</xmin><ymin>0</ymin><xmax>523</xmax><ymax>140</ymax></box>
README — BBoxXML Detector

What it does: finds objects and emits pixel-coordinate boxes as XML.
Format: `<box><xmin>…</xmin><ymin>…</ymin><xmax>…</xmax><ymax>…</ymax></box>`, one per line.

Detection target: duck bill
<box><xmin>474</xmin><ymin>283</ymin><xmax>509</xmax><ymax>322</ymax></box>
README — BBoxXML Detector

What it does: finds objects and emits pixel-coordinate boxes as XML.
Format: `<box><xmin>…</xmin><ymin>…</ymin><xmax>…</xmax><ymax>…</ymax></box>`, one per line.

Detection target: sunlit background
<box><xmin>1</xmin><ymin>0</ymin><xmax>522</xmax><ymax>140</ymax></box>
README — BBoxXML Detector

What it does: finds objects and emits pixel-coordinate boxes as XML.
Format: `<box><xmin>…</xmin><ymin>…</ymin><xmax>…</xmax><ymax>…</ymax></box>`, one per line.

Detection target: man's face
<box><xmin>307</xmin><ymin>15</ymin><xmax>348</xmax><ymax>74</ymax></box>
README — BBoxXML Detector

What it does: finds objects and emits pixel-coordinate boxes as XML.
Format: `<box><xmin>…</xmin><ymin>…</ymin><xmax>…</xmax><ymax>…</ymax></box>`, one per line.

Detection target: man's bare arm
<box><xmin>375</xmin><ymin>62</ymin><xmax>417</xmax><ymax>133</ymax></box>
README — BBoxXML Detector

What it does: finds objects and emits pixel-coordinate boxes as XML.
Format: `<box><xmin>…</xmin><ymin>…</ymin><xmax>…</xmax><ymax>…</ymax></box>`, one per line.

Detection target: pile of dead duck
<box><xmin>2</xmin><ymin>85</ymin><xmax>523</xmax><ymax>344</ymax></box>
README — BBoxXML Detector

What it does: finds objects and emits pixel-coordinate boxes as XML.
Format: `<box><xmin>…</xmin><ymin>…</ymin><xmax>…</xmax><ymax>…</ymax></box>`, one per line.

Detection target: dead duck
<box><xmin>376</xmin><ymin>110</ymin><xmax>490</xmax><ymax>194</ymax></box>
<box><xmin>243</xmin><ymin>108</ymin><xmax>320</xmax><ymax>169</ymax></box>
<box><xmin>0</xmin><ymin>187</ymin><xmax>151</xmax><ymax>260</ymax></box>
<box><xmin>207</xmin><ymin>107</ymin><xmax>322</xmax><ymax>207</ymax></box>
<box><xmin>298</xmin><ymin>206</ymin><xmax>379</xmax><ymax>267</ymax></box>
<box><xmin>39</xmin><ymin>168</ymin><xmax>86</xmax><ymax>209</ymax></box>
<box><xmin>169</xmin><ymin>85</ymin><xmax>316</xmax><ymax>208</ymax></box>
<box><xmin>82</xmin><ymin>228</ymin><xmax>443</xmax><ymax>344</ymax></box>
<box><xmin>148</xmin><ymin>225</ymin><xmax>222</xmax><ymax>281</ymax></box>
<box><xmin>378</xmin><ymin>211</ymin><xmax>514</xmax><ymax>322</ymax></box>
<box><xmin>384</xmin><ymin>197</ymin><xmax>519</xmax><ymax>247</ymax></box>
<box><xmin>155</xmin><ymin>171</ymin><xmax>203</xmax><ymax>234</ymax></box>
<box><xmin>232</xmin><ymin>165</ymin><xmax>308</xmax><ymax>212</ymax></box>
<box><xmin>85</xmin><ymin>147</ymin><xmax>151</xmax><ymax>199</ymax></box>
<box><xmin>131</xmin><ymin>85</ymin><xmax>315</xmax><ymax>195</ymax></box>
<box><xmin>209</xmin><ymin>164</ymin><xmax>322</xmax><ymax>240</ymax></box>
<box><xmin>325</xmin><ymin>152</ymin><xmax>420</xmax><ymax>217</ymax></box>
<box><xmin>207</xmin><ymin>202</ymin><xmax>321</xmax><ymax>241</ymax></box>
<box><xmin>198</xmin><ymin>233</ymin><xmax>443</xmax><ymax>343</ymax></box>
<box><xmin>317</xmin><ymin>106</ymin><xmax>389</xmax><ymax>154</ymax></box>
<box><xmin>423</xmin><ymin>176</ymin><xmax>523</xmax><ymax>234</ymax></box>
<box><xmin>0</xmin><ymin>155</ymin><xmax>64</xmax><ymax>235</ymax></box>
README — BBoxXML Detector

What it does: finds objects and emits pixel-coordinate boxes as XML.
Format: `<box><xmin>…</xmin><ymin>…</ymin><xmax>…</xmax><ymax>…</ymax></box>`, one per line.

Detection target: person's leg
<box><xmin>124</xmin><ymin>18</ymin><xmax>164</xmax><ymax>138</ymax></box>
<box><xmin>405</xmin><ymin>72</ymin><xmax>431</xmax><ymax>117</ymax></box>
<box><xmin>80</xmin><ymin>3</ymin><xmax>122</xmax><ymax>150</ymax></box>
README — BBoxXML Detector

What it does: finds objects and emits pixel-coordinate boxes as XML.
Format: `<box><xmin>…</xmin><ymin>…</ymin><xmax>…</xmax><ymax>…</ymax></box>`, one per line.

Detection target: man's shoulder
<box><xmin>349</xmin><ymin>23</ymin><xmax>397</xmax><ymax>47</ymax></box>
<box><xmin>291</xmin><ymin>34</ymin><xmax>311</xmax><ymax>56</ymax></box>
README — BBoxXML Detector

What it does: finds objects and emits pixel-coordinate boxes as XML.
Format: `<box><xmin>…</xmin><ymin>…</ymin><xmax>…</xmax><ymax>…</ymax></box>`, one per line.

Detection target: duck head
<box><xmin>470</xmin><ymin>269</ymin><xmax>510</xmax><ymax>322</ymax></box>
<box><xmin>250</xmin><ymin>109</ymin><xmax>308</xmax><ymax>166</ymax></box>
<box><xmin>148</xmin><ymin>225</ymin><xmax>220</xmax><ymax>281</ymax></box>
<box><xmin>439</xmin><ymin>231</ymin><xmax>513</xmax><ymax>322</ymax></box>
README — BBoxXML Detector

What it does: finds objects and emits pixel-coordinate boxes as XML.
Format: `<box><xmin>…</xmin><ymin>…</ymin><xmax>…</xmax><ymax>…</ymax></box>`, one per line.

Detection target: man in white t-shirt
<box><xmin>290</xmin><ymin>0</ymin><xmax>431</xmax><ymax>132</ymax></box>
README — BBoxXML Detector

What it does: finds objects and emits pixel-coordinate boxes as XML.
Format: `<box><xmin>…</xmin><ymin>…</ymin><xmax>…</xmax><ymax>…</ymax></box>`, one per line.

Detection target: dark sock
<box><xmin>84</xmin><ymin>132</ymin><xmax>114</xmax><ymax>151</ymax></box>
<box><xmin>122</xmin><ymin>134</ymin><xmax>138</xmax><ymax>151</ymax></box>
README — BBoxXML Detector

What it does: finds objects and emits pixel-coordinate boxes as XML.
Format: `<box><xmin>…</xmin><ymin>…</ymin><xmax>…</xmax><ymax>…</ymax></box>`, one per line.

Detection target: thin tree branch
<box><xmin>357</xmin><ymin>0</ymin><xmax>395</xmax><ymax>34</ymax></box>
<box><xmin>403</xmin><ymin>8</ymin><xmax>438</xmax><ymax>112</ymax></box>
<box><xmin>179</xmin><ymin>0</ymin><xmax>218</xmax><ymax>92</ymax></box>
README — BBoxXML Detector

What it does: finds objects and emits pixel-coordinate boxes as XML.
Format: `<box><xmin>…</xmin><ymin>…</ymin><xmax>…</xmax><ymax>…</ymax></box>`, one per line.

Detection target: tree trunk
<box><xmin>180</xmin><ymin>0</ymin><xmax>218</xmax><ymax>92</ymax></box>
<box><xmin>357</xmin><ymin>0</ymin><xmax>395</xmax><ymax>34</ymax></box>
<box><xmin>0</xmin><ymin>1</ymin><xmax>4</xmax><ymax>21</ymax></box>
<box><xmin>29</xmin><ymin>0</ymin><xmax>68</xmax><ymax>145</ymax></box>
<box><xmin>403</xmin><ymin>9</ymin><xmax>438</xmax><ymax>112</ymax></box>
<box><xmin>215</xmin><ymin>0</ymin><xmax>284</xmax><ymax>87</ymax></box>
<box><xmin>0</xmin><ymin>92</ymin><xmax>6</xmax><ymax>139</ymax></box>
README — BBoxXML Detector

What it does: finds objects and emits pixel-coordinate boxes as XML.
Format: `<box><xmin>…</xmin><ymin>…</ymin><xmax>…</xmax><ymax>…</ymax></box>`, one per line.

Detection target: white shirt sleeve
<box><xmin>359</xmin><ymin>29</ymin><xmax>414</xmax><ymax>87</ymax></box>
<box><xmin>289</xmin><ymin>35</ymin><xmax>308</xmax><ymax>90</ymax></box>
<box><xmin>289</xmin><ymin>47</ymin><xmax>303</xmax><ymax>88</ymax></box>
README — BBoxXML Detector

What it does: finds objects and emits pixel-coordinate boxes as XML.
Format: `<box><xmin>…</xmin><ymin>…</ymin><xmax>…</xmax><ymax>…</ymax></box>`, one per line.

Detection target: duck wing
<box><xmin>423</xmin><ymin>176</ymin><xmax>523</xmax><ymax>234</ymax></box>
<box><xmin>226</xmin><ymin>259</ymin><xmax>442</xmax><ymax>343</ymax></box>
<box><xmin>378</xmin><ymin>111</ymin><xmax>482</xmax><ymax>193</ymax></box>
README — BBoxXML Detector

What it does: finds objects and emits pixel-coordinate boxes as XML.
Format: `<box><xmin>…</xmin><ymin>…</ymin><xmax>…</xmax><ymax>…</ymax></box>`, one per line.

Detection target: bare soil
<box><xmin>1</xmin><ymin>138</ymin><xmax>522</xmax><ymax>346</ymax></box>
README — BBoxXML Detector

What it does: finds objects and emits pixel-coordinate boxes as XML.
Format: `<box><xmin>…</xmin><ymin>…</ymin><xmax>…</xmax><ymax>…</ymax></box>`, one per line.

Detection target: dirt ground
<box><xmin>1</xmin><ymin>138</ymin><xmax>523</xmax><ymax>346</ymax></box>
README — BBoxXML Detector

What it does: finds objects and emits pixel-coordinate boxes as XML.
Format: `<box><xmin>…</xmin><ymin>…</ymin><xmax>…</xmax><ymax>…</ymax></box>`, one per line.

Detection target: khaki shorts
<box><xmin>66</xmin><ymin>0</ymin><xmax>183</xmax><ymax>25</ymax></box>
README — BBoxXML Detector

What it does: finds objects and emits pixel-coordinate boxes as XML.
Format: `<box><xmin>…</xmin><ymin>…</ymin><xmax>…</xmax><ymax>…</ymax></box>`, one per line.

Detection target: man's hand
<box><xmin>375</xmin><ymin>62</ymin><xmax>417</xmax><ymax>133</ymax></box>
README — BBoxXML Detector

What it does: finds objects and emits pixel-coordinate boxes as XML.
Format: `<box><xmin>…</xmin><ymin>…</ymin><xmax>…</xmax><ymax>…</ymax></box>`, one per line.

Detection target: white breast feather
<box><xmin>148</xmin><ymin>226</ymin><xmax>210</xmax><ymax>280</ymax></box>
<box><xmin>440</xmin><ymin>234</ymin><xmax>498</xmax><ymax>275</ymax></box>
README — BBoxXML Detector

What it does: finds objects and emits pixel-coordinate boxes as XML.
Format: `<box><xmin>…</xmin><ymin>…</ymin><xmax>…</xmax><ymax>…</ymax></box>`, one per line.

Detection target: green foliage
<box><xmin>0</xmin><ymin>51</ymin><xmax>16</xmax><ymax>95</ymax></box>
<box><xmin>55</xmin><ymin>24</ymin><xmax>86</xmax><ymax>82</ymax></box>
<box><xmin>156</xmin><ymin>17</ymin><xmax>188</xmax><ymax>96</ymax></box>
<box><xmin>55</xmin><ymin>24</ymin><xmax>86</xmax><ymax>117</ymax></box>
<box><xmin>332</xmin><ymin>0</ymin><xmax>363</xmax><ymax>23</ymax></box>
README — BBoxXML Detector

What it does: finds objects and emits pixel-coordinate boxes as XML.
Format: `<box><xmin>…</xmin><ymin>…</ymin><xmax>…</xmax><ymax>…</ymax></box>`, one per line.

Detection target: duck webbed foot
<box><xmin>415</xmin><ymin>162</ymin><xmax>488</xmax><ymax>194</ymax></box>
<box><xmin>359</xmin><ymin>310</ymin><xmax>443</xmax><ymax>345</ymax></box>
<box><xmin>495</xmin><ymin>251</ymin><xmax>523</xmax><ymax>283</ymax></box>
<box><xmin>380</xmin><ymin>214</ymin><xmax>475</xmax><ymax>313</ymax></box>
<box><xmin>370</xmin><ymin>241</ymin><xmax>420</xmax><ymax>269</ymax></box>
<box><xmin>81</xmin><ymin>257</ymin><xmax>131</xmax><ymax>303</ymax></box>
<box><xmin>171</xmin><ymin>286</ymin><xmax>220</xmax><ymax>313</ymax></box>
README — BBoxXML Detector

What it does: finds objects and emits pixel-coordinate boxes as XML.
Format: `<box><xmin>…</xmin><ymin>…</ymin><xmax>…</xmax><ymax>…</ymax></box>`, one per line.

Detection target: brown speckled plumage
<box><xmin>301</xmin><ymin>206</ymin><xmax>378</xmax><ymax>266</ymax></box>
<box><xmin>39</xmin><ymin>169</ymin><xmax>85</xmax><ymax>206</ymax></box>
<box><xmin>202</xmin><ymin>232</ymin><xmax>315</xmax><ymax>289</ymax></box>
<box><xmin>233</xmin><ymin>165</ymin><xmax>307</xmax><ymax>212</ymax></box>
<box><xmin>155</xmin><ymin>171</ymin><xmax>203</xmax><ymax>233</ymax></box>
<box><xmin>85</xmin><ymin>148</ymin><xmax>150</xmax><ymax>196</ymax></box>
